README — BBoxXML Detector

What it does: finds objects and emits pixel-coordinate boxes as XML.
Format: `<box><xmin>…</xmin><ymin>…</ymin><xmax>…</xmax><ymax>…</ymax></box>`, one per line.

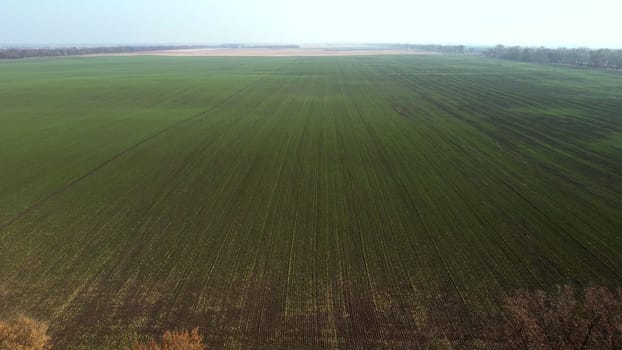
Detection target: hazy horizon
<box><xmin>2</xmin><ymin>0</ymin><xmax>621</xmax><ymax>49</ymax></box>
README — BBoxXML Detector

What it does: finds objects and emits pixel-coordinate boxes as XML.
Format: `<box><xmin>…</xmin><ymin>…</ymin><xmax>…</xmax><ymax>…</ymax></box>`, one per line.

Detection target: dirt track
<box><xmin>91</xmin><ymin>48</ymin><xmax>425</xmax><ymax>57</ymax></box>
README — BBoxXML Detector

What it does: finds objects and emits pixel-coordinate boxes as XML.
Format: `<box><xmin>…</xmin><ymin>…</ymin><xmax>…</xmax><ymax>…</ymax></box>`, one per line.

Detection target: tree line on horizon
<box><xmin>0</xmin><ymin>44</ymin><xmax>301</xmax><ymax>59</ymax></box>
<box><xmin>485</xmin><ymin>45</ymin><xmax>622</xmax><ymax>70</ymax></box>
<box><xmin>0</xmin><ymin>46</ymin><xmax>197</xmax><ymax>59</ymax></box>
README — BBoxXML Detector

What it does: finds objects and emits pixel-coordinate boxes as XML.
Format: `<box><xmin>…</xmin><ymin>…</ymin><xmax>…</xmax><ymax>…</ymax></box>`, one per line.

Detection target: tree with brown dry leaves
<box><xmin>129</xmin><ymin>327</ymin><xmax>205</xmax><ymax>350</ymax></box>
<box><xmin>0</xmin><ymin>315</ymin><xmax>50</xmax><ymax>350</ymax></box>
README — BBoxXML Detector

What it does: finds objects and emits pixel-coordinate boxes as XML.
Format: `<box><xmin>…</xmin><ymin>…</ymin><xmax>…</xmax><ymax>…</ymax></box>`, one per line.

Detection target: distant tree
<box><xmin>547</xmin><ymin>49</ymin><xmax>561</xmax><ymax>64</ymax></box>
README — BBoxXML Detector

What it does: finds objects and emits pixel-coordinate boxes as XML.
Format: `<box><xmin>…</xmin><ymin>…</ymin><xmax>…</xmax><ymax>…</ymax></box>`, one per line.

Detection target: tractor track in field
<box><xmin>162</xmin><ymin>71</ymin><xmax>297</xmax><ymax>323</ymax></box>
<box><xmin>0</xmin><ymin>78</ymin><xmax>264</xmax><ymax>233</ymax></box>
<box><xmin>373</xmin><ymin>67</ymin><xmax>549</xmax><ymax>291</ymax></box>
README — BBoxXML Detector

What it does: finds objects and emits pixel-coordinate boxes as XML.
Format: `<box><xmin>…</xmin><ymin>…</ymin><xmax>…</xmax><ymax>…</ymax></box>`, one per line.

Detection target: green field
<box><xmin>1</xmin><ymin>55</ymin><xmax>622</xmax><ymax>349</ymax></box>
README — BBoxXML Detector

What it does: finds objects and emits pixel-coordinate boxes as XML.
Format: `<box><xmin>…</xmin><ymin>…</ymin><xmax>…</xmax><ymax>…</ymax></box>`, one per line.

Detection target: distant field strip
<box><xmin>0</xmin><ymin>55</ymin><xmax>621</xmax><ymax>349</ymax></box>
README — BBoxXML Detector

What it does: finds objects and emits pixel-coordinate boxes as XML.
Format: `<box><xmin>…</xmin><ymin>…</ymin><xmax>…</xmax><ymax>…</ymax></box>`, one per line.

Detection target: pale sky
<box><xmin>1</xmin><ymin>0</ymin><xmax>621</xmax><ymax>48</ymax></box>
